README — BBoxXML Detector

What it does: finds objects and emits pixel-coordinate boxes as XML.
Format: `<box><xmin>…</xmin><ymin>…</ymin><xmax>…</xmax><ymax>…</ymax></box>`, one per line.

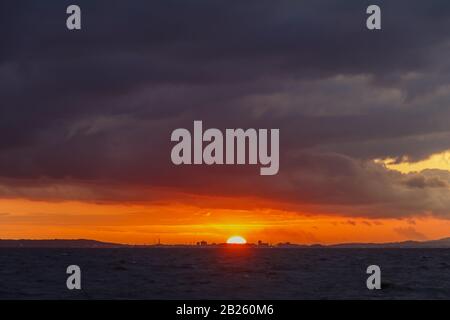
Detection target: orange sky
<box><xmin>1</xmin><ymin>196</ymin><xmax>449</xmax><ymax>245</ymax></box>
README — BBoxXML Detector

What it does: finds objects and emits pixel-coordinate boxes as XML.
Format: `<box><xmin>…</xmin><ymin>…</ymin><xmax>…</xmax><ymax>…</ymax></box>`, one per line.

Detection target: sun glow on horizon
<box><xmin>226</xmin><ymin>235</ymin><xmax>247</xmax><ymax>244</ymax></box>
<box><xmin>1</xmin><ymin>198</ymin><xmax>450</xmax><ymax>245</ymax></box>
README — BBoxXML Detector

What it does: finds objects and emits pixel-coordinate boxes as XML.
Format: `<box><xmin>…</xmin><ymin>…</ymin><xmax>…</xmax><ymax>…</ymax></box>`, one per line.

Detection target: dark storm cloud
<box><xmin>1</xmin><ymin>0</ymin><xmax>450</xmax><ymax>218</ymax></box>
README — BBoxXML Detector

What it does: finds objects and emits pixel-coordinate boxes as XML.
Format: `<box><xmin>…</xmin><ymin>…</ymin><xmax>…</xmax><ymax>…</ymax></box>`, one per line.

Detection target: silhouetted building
<box><xmin>258</xmin><ymin>240</ymin><xmax>269</xmax><ymax>247</ymax></box>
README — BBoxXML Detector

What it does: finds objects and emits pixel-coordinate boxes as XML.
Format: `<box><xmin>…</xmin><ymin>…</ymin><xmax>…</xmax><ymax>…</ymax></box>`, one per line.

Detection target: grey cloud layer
<box><xmin>1</xmin><ymin>0</ymin><xmax>450</xmax><ymax>218</ymax></box>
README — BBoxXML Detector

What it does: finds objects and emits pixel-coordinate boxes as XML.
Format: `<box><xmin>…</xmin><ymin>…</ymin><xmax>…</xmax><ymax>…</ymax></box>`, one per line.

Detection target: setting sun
<box><xmin>226</xmin><ymin>236</ymin><xmax>247</xmax><ymax>244</ymax></box>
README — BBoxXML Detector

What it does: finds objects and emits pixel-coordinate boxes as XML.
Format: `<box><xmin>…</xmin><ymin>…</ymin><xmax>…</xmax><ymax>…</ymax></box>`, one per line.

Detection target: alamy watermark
<box><xmin>170</xmin><ymin>121</ymin><xmax>279</xmax><ymax>175</ymax></box>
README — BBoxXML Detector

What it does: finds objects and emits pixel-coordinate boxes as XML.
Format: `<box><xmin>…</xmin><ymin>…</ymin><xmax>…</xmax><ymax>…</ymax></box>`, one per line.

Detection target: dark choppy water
<box><xmin>0</xmin><ymin>248</ymin><xmax>449</xmax><ymax>299</ymax></box>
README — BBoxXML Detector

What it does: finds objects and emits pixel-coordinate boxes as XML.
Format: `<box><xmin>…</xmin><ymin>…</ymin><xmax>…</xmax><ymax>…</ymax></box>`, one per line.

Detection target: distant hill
<box><xmin>328</xmin><ymin>237</ymin><xmax>450</xmax><ymax>248</ymax></box>
<box><xmin>0</xmin><ymin>239</ymin><xmax>125</xmax><ymax>248</ymax></box>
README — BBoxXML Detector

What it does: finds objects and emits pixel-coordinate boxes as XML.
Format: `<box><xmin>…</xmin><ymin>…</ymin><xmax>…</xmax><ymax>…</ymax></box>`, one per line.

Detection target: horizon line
<box><xmin>1</xmin><ymin>236</ymin><xmax>449</xmax><ymax>247</ymax></box>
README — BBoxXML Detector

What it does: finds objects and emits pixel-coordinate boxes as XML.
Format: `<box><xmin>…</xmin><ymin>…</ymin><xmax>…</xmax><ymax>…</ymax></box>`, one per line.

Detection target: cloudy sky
<box><xmin>1</xmin><ymin>0</ymin><xmax>450</xmax><ymax>244</ymax></box>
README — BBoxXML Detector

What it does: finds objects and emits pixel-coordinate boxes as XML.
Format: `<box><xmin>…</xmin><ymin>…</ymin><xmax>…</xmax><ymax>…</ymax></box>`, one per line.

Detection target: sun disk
<box><xmin>226</xmin><ymin>236</ymin><xmax>247</xmax><ymax>244</ymax></box>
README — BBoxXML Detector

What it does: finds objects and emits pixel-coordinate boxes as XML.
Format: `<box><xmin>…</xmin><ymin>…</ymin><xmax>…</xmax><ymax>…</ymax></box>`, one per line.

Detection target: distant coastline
<box><xmin>1</xmin><ymin>237</ymin><xmax>450</xmax><ymax>248</ymax></box>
